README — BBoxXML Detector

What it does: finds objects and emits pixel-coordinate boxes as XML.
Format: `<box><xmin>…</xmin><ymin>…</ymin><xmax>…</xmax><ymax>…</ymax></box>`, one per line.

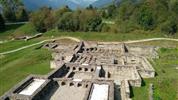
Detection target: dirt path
<box><xmin>99</xmin><ymin>38</ymin><xmax>178</xmax><ymax>44</ymax></box>
<box><xmin>0</xmin><ymin>37</ymin><xmax>177</xmax><ymax>55</ymax></box>
<box><xmin>124</xmin><ymin>38</ymin><xmax>178</xmax><ymax>44</ymax></box>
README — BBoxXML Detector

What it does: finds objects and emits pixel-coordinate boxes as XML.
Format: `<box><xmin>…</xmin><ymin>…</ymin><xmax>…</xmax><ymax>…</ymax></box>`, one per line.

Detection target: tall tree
<box><xmin>30</xmin><ymin>7</ymin><xmax>55</xmax><ymax>32</ymax></box>
<box><xmin>16</xmin><ymin>7</ymin><xmax>28</xmax><ymax>21</ymax></box>
<box><xmin>55</xmin><ymin>6</ymin><xmax>71</xmax><ymax>20</ymax></box>
<box><xmin>3</xmin><ymin>6</ymin><xmax>16</xmax><ymax>21</ymax></box>
<box><xmin>136</xmin><ymin>4</ymin><xmax>155</xmax><ymax>30</ymax></box>
<box><xmin>0</xmin><ymin>14</ymin><xmax>5</xmax><ymax>31</ymax></box>
<box><xmin>161</xmin><ymin>16</ymin><xmax>177</xmax><ymax>35</ymax></box>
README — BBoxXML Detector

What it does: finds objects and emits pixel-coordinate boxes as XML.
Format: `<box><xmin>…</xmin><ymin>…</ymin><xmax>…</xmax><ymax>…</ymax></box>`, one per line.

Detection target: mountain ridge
<box><xmin>22</xmin><ymin>0</ymin><xmax>115</xmax><ymax>10</ymax></box>
<box><xmin>91</xmin><ymin>0</ymin><xmax>114</xmax><ymax>8</ymax></box>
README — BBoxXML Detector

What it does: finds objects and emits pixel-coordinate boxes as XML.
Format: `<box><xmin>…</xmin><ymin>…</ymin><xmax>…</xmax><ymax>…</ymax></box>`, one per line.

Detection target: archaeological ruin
<box><xmin>0</xmin><ymin>40</ymin><xmax>158</xmax><ymax>100</ymax></box>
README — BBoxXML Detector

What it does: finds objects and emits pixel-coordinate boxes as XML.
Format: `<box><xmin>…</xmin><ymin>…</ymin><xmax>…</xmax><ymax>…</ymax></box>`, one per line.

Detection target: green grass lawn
<box><xmin>0</xmin><ymin>46</ymin><xmax>52</xmax><ymax>96</ymax></box>
<box><xmin>132</xmin><ymin>48</ymin><xmax>178</xmax><ymax>100</ymax></box>
<box><xmin>0</xmin><ymin>24</ymin><xmax>23</xmax><ymax>40</ymax></box>
<box><xmin>0</xmin><ymin>40</ymin><xmax>42</xmax><ymax>53</ymax></box>
<box><xmin>128</xmin><ymin>40</ymin><xmax>178</xmax><ymax>48</ymax></box>
<box><xmin>1</xmin><ymin>23</ymin><xmax>178</xmax><ymax>42</ymax></box>
<box><xmin>45</xmin><ymin>29</ymin><xmax>172</xmax><ymax>42</ymax></box>
<box><xmin>0</xmin><ymin>23</ymin><xmax>37</xmax><ymax>40</ymax></box>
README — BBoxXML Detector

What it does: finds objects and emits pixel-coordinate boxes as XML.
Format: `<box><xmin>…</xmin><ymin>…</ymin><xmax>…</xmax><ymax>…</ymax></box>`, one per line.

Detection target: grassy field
<box><xmin>45</xmin><ymin>29</ymin><xmax>175</xmax><ymax>41</ymax></box>
<box><xmin>128</xmin><ymin>40</ymin><xmax>178</xmax><ymax>48</ymax></box>
<box><xmin>0</xmin><ymin>24</ymin><xmax>23</xmax><ymax>40</ymax></box>
<box><xmin>0</xmin><ymin>23</ymin><xmax>37</xmax><ymax>40</ymax></box>
<box><xmin>1</xmin><ymin>23</ymin><xmax>178</xmax><ymax>41</ymax></box>
<box><xmin>0</xmin><ymin>45</ymin><xmax>52</xmax><ymax>96</ymax></box>
<box><xmin>132</xmin><ymin>48</ymin><xmax>178</xmax><ymax>100</ymax></box>
<box><xmin>0</xmin><ymin>40</ymin><xmax>42</xmax><ymax>53</ymax></box>
<box><xmin>0</xmin><ymin>23</ymin><xmax>178</xmax><ymax>41</ymax></box>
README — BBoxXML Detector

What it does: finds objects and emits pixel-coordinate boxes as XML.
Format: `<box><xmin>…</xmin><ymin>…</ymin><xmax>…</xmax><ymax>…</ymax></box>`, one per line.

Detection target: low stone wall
<box><xmin>139</xmin><ymin>57</ymin><xmax>155</xmax><ymax>78</ymax></box>
<box><xmin>47</xmin><ymin>63</ymin><xmax>68</xmax><ymax>79</ymax></box>
<box><xmin>65</xmin><ymin>63</ymin><xmax>96</xmax><ymax>73</ymax></box>
<box><xmin>74</xmin><ymin>41</ymin><xmax>84</xmax><ymax>53</ymax></box>
<box><xmin>0</xmin><ymin>75</ymin><xmax>50</xmax><ymax>100</ymax></box>
<box><xmin>120</xmin><ymin>80</ymin><xmax>132</xmax><ymax>100</ymax></box>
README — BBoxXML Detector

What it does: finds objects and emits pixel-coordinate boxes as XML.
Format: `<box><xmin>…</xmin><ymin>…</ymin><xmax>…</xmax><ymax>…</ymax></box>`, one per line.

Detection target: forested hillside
<box><xmin>0</xmin><ymin>0</ymin><xmax>28</xmax><ymax>22</ymax></box>
<box><xmin>102</xmin><ymin>0</ymin><xmax>178</xmax><ymax>35</ymax></box>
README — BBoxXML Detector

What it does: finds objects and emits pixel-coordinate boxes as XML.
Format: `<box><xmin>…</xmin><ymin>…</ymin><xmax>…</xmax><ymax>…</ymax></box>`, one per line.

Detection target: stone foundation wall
<box><xmin>121</xmin><ymin>80</ymin><xmax>132</xmax><ymax>100</ymax></box>
<box><xmin>0</xmin><ymin>75</ymin><xmax>50</xmax><ymax>100</ymax></box>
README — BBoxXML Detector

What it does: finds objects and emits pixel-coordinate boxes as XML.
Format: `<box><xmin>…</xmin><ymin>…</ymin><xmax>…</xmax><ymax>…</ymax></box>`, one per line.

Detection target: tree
<box><xmin>86</xmin><ymin>16</ymin><xmax>102</xmax><ymax>31</ymax></box>
<box><xmin>117</xmin><ymin>0</ymin><xmax>135</xmax><ymax>21</ymax></box>
<box><xmin>3</xmin><ymin>6</ymin><xmax>16</xmax><ymax>22</ymax></box>
<box><xmin>0</xmin><ymin>14</ymin><xmax>5</xmax><ymax>31</ymax></box>
<box><xmin>137</xmin><ymin>5</ymin><xmax>155</xmax><ymax>30</ymax></box>
<box><xmin>57</xmin><ymin>12</ymin><xmax>76</xmax><ymax>31</ymax></box>
<box><xmin>170</xmin><ymin>0</ymin><xmax>178</xmax><ymax>14</ymax></box>
<box><xmin>101</xmin><ymin>5</ymin><xmax>116</xmax><ymax>19</ymax></box>
<box><xmin>30</xmin><ymin>7</ymin><xmax>55</xmax><ymax>32</ymax></box>
<box><xmin>86</xmin><ymin>4</ymin><xmax>94</xmax><ymax>10</ymax></box>
<box><xmin>56</xmin><ymin>8</ymin><xmax>102</xmax><ymax>32</ymax></box>
<box><xmin>16</xmin><ymin>6</ymin><xmax>28</xmax><ymax>21</ymax></box>
<box><xmin>79</xmin><ymin>9</ymin><xmax>102</xmax><ymax>32</ymax></box>
<box><xmin>55</xmin><ymin>6</ymin><xmax>71</xmax><ymax>20</ymax></box>
<box><xmin>161</xmin><ymin>16</ymin><xmax>177</xmax><ymax>35</ymax></box>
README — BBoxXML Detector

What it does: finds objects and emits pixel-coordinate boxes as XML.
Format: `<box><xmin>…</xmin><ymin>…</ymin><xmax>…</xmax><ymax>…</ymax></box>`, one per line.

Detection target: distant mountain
<box><xmin>70</xmin><ymin>0</ymin><xmax>98</xmax><ymax>7</ymax></box>
<box><xmin>22</xmin><ymin>0</ymin><xmax>79</xmax><ymax>11</ymax></box>
<box><xmin>22</xmin><ymin>0</ymin><xmax>116</xmax><ymax>11</ymax></box>
<box><xmin>91</xmin><ymin>0</ymin><xmax>114</xmax><ymax>8</ymax></box>
<box><xmin>114</xmin><ymin>0</ymin><xmax>122</xmax><ymax>6</ymax></box>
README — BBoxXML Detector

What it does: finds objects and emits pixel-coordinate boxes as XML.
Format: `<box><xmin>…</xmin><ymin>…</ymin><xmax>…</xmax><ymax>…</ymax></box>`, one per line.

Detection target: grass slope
<box><xmin>0</xmin><ymin>46</ymin><xmax>52</xmax><ymax>96</ymax></box>
<box><xmin>45</xmin><ymin>29</ymin><xmax>169</xmax><ymax>42</ymax></box>
<box><xmin>0</xmin><ymin>23</ymin><xmax>37</xmax><ymax>40</ymax></box>
<box><xmin>132</xmin><ymin>48</ymin><xmax>178</xmax><ymax>100</ymax></box>
<box><xmin>0</xmin><ymin>24</ymin><xmax>23</xmax><ymax>40</ymax></box>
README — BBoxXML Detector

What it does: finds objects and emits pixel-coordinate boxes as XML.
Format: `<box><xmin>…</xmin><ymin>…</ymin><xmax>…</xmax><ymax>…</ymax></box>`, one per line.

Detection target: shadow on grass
<box><xmin>0</xmin><ymin>24</ymin><xmax>24</xmax><ymax>33</ymax></box>
<box><xmin>130</xmin><ymin>79</ymin><xmax>147</xmax><ymax>98</ymax></box>
<box><xmin>130</xmin><ymin>86</ymin><xmax>134</xmax><ymax>98</ymax></box>
<box><xmin>155</xmin><ymin>72</ymin><xmax>158</xmax><ymax>77</ymax></box>
<box><xmin>141</xmin><ymin>78</ymin><xmax>146</xmax><ymax>86</ymax></box>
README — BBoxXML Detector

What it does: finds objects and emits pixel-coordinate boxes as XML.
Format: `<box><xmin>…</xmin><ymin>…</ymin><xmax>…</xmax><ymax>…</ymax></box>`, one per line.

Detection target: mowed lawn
<box><xmin>45</xmin><ymin>29</ymin><xmax>172</xmax><ymax>42</ymax></box>
<box><xmin>0</xmin><ymin>40</ymin><xmax>42</xmax><ymax>53</ymax></box>
<box><xmin>132</xmin><ymin>48</ymin><xmax>178</xmax><ymax>100</ymax></box>
<box><xmin>0</xmin><ymin>46</ymin><xmax>52</xmax><ymax>96</ymax></box>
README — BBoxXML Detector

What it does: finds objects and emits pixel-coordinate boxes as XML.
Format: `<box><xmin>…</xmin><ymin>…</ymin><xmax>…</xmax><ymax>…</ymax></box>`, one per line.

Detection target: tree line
<box><xmin>30</xmin><ymin>6</ymin><xmax>103</xmax><ymax>33</ymax></box>
<box><xmin>1</xmin><ymin>0</ymin><xmax>178</xmax><ymax>35</ymax></box>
